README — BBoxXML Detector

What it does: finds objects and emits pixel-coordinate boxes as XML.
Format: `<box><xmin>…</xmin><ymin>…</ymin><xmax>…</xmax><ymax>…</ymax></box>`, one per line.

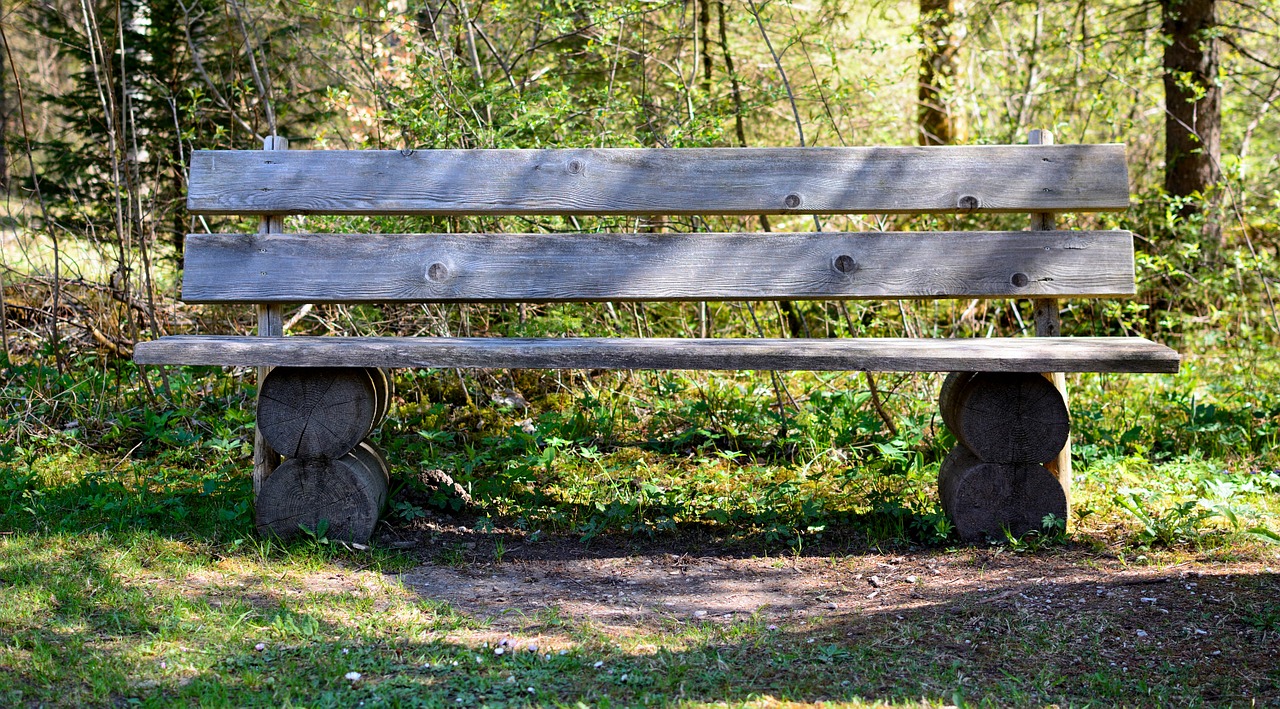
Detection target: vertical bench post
<box><xmin>1028</xmin><ymin>128</ymin><xmax>1072</xmax><ymax>521</ymax></box>
<box><xmin>253</xmin><ymin>135</ymin><xmax>287</xmax><ymax>496</ymax></box>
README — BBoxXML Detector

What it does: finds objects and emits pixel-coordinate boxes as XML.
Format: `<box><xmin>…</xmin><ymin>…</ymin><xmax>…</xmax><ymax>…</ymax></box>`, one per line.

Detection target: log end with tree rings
<box><xmin>939</xmin><ymin>370</ymin><xmax>1070</xmax><ymax>464</ymax></box>
<box><xmin>365</xmin><ymin>367</ymin><xmax>393</xmax><ymax>428</ymax></box>
<box><xmin>255</xmin><ymin>442</ymin><xmax>390</xmax><ymax>544</ymax></box>
<box><xmin>258</xmin><ymin>367</ymin><xmax>380</xmax><ymax>459</ymax></box>
<box><xmin>938</xmin><ymin>444</ymin><xmax>1067</xmax><ymax>543</ymax></box>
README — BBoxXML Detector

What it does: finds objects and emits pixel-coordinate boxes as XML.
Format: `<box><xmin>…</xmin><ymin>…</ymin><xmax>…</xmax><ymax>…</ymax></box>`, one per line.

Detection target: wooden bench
<box><xmin>135</xmin><ymin>132</ymin><xmax>1180</xmax><ymax>544</ymax></box>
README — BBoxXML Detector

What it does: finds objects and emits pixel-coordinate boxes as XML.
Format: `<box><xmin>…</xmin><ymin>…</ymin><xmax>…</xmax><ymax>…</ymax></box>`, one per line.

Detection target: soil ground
<box><xmin>363</xmin><ymin>512</ymin><xmax>1280</xmax><ymax>706</ymax></box>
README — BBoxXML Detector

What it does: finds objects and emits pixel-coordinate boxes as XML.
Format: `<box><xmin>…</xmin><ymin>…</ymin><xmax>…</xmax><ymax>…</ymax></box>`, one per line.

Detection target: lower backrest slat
<box><xmin>181</xmin><ymin>230</ymin><xmax>1136</xmax><ymax>304</ymax></box>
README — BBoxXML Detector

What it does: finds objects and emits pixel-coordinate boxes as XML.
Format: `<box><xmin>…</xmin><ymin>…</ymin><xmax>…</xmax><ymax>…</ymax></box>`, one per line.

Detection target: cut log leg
<box><xmin>258</xmin><ymin>367</ymin><xmax>380</xmax><ymax>459</ymax></box>
<box><xmin>365</xmin><ymin>367</ymin><xmax>393</xmax><ymax>429</ymax></box>
<box><xmin>255</xmin><ymin>441</ymin><xmax>390</xmax><ymax>543</ymax></box>
<box><xmin>938</xmin><ymin>444</ymin><xmax>1067</xmax><ymax>543</ymax></box>
<box><xmin>939</xmin><ymin>371</ymin><xmax>1070</xmax><ymax>464</ymax></box>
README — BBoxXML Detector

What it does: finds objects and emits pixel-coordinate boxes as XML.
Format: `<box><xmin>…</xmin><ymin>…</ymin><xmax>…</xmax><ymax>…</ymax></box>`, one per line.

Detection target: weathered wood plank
<box><xmin>181</xmin><ymin>230</ymin><xmax>1137</xmax><ymax>303</ymax></box>
<box><xmin>134</xmin><ymin>336</ymin><xmax>1181</xmax><ymax>373</ymax></box>
<box><xmin>187</xmin><ymin>145</ymin><xmax>1130</xmax><ymax>216</ymax></box>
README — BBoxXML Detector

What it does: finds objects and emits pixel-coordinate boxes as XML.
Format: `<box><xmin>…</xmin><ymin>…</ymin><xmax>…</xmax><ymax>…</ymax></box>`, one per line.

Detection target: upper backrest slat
<box><xmin>187</xmin><ymin>146</ymin><xmax>1130</xmax><ymax>216</ymax></box>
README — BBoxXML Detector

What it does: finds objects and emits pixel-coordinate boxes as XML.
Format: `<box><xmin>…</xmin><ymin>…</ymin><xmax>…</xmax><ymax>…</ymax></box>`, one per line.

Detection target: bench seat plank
<box><xmin>187</xmin><ymin>145</ymin><xmax>1130</xmax><ymax>216</ymax></box>
<box><xmin>135</xmin><ymin>336</ymin><xmax>1180</xmax><ymax>374</ymax></box>
<box><xmin>182</xmin><ymin>230</ymin><xmax>1136</xmax><ymax>303</ymax></box>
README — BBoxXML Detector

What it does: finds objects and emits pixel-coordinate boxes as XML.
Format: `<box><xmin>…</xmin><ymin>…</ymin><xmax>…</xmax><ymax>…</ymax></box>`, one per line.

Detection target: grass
<box><xmin>1</xmin><ymin>528</ymin><xmax>1277</xmax><ymax>706</ymax></box>
<box><xmin>2</xmin><ymin>334</ymin><xmax>1280</xmax><ymax>705</ymax></box>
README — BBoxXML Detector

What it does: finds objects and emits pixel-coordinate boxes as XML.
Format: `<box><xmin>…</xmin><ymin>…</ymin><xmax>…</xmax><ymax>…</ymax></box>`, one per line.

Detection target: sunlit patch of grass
<box><xmin>1</xmin><ymin>528</ymin><xmax>1278</xmax><ymax>705</ymax></box>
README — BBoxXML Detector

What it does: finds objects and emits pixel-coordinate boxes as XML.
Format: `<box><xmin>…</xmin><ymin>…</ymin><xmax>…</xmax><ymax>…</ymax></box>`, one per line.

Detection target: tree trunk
<box><xmin>918</xmin><ymin>0</ymin><xmax>958</xmax><ymax>146</ymax></box>
<box><xmin>1161</xmin><ymin>0</ymin><xmax>1221</xmax><ymax>244</ymax></box>
<box><xmin>0</xmin><ymin>3</ymin><xmax>8</xmax><ymax>195</ymax></box>
<box><xmin>699</xmin><ymin>0</ymin><xmax>712</xmax><ymax>95</ymax></box>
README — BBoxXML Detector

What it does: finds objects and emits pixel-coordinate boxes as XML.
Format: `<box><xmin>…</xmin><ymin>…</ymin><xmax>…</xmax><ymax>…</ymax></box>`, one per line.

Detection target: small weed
<box><xmin>437</xmin><ymin>545</ymin><xmax>467</xmax><ymax>567</ymax></box>
<box><xmin>1004</xmin><ymin>513</ymin><xmax>1069</xmax><ymax>551</ymax></box>
<box><xmin>393</xmin><ymin>500</ymin><xmax>428</xmax><ymax>522</ymax></box>
<box><xmin>1242</xmin><ymin>607</ymin><xmax>1280</xmax><ymax>632</ymax></box>
<box><xmin>297</xmin><ymin>518</ymin><xmax>332</xmax><ymax>546</ymax></box>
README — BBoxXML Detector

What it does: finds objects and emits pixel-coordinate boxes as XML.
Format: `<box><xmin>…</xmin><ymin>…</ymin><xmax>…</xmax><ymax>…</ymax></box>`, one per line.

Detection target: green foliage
<box><xmin>5</xmin><ymin>0</ymin><xmax>1280</xmax><ymax>556</ymax></box>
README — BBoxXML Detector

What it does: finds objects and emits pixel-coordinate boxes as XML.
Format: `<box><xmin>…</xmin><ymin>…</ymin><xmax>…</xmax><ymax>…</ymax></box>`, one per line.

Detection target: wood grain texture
<box><xmin>257</xmin><ymin>367</ymin><xmax>380</xmax><ymax>459</ymax></box>
<box><xmin>938</xmin><ymin>443</ymin><xmax>1067</xmax><ymax>543</ymax></box>
<box><xmin>254</xmin><ymin>441</ymin><xmax>389</xmax><ymax>544</ymax></box>
<box><xmin>366</xmin><ymin>367</ymin><xmax>393</xmax><ymax>428</ymax></box>
<box><xmin>939</xmin><ymin>371</ymin><xmax>1070</xmax><ymax>464</ymax></box>
<box><xmin>180</xmin><ymin>230</ymin><xmax>1137</xmax><ymax>303</ymax></box>
<box><xmin>187</xmin><ymin>145</ymin><xmax>1130</xmax><ymax>216</ymax></box>
<box><xmin>134</xmin><ymin>335</ymin><xmax>1182</xmax><ymax>373</ymax></box>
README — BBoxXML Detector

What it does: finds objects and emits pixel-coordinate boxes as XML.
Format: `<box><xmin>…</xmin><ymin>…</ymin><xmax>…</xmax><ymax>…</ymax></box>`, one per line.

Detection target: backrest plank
<box><xmin>181</xmin><ymin>230</ymin><xmax>1136</xmax><ymax>304</ymax></box>
<box><xmin>187</xmin><ymin>145</ymin><xmax>1130</xmax><ymax>216</ymax></box>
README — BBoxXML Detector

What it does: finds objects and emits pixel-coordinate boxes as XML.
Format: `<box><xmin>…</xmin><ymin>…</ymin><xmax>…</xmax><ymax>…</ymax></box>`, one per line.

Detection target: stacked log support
<box><xmin>255</xmin><ymin>367</ymin><xmax>393</xmax><ymax>543</ymax></box>
<box><xmin>938</xmin><ymin>370</ymin><xmax>1069</xmax><ymax>542</ymax></box>
<box><xmin>939</xmin><ymin>371</ymin><xmax>1069</xmax><ymax>464</ymax></box>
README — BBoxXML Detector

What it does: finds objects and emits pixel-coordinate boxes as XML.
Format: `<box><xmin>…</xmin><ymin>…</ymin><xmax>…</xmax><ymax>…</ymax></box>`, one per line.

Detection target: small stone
<box><xmin>594</xmin><ymin>661</ymin><xmax>604</xmax><ymax>668</ymax></box>
<box><xmin>906</xmin><ymin>576</ymin><xmax>918</xmax><ymax>584</ymax></box>
<box><xmin>869</xmin><ymin>576</ymin><xmax>883</xmax><ymax>588</ymax></box>
<box><xmin>527</xmin><ymin>644</ymin><xmax>538</xmax><ymax>653</ymax></box>
<box><xmin>1136</xmin><ymin>630</ymin><xmax>1148</xmax><ymax>638</ymax></box>
<box><xmin>345</xmin><ymin>672</ymin><xmax>362</xmax><ymax>682</ymax></box>
<box><xmin>494</xmin><ymin>647</ymin><xmax>505</xmax><ymax>655</ymax></box>
<box><xmin>254</xmin><ymin>643</ymin><xmax>266</xmax><ymax>652</ymax></box>
<box><xmin>693</xmin><ymin>610</ymin><xmax>708</xmax><ymax>618</ymax></box>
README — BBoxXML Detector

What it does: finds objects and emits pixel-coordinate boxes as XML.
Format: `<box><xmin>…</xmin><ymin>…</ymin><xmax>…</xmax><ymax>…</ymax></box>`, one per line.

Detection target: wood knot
<box><xmin>566</xmin><ymin>159</ymin><xmax>584</xmax><ymax>175</ymax></box>
<box><xmin>784</xmin><ymin>193</ymin><xmax>802</xmax><ymax>209</ymax></box>
<box><xmin>427</xmin><ymin>262</ymin><xmax>449</xmax><ymax>282</ymax></box>
<box><xmin>957</xmin><ymin>195</ymin><xmax>980</xmax><ymax>211</ymax></box>
<box><xmin>833</xmin><ymin>254</ymin><xmax>858</xmax><ymax>274</ymax></box>
<box><xmin>1011</xmin><ymin>272</ymin><xmax>1029</xmax><ymax>287</ymax></box>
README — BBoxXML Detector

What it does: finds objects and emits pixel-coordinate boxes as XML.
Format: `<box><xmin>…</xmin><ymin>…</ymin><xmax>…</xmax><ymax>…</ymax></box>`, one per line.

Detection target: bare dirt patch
<box><xmin>383</xmin><ymin>517</ymin><xmax>1280</xmax><ymax>638</ymax></box>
